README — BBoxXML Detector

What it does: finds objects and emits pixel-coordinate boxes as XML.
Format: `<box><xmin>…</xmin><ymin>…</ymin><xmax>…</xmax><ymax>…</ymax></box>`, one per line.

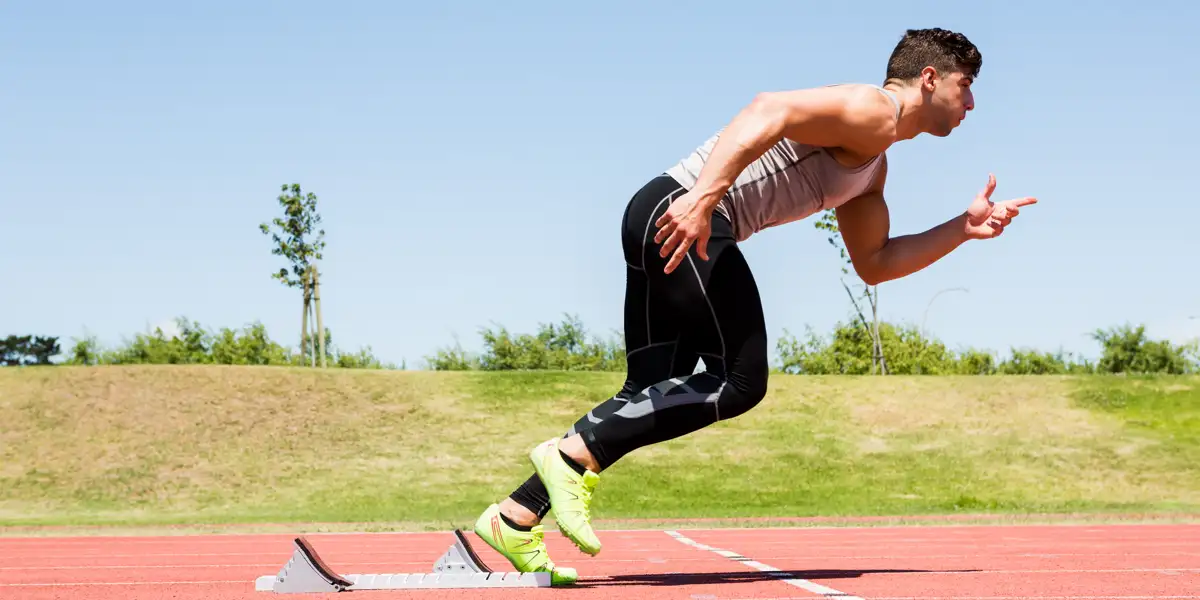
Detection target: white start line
<box><xmin>665</xmin><ymin>530</ymin><xmax>866</xmax><ymax>600</ymax></box>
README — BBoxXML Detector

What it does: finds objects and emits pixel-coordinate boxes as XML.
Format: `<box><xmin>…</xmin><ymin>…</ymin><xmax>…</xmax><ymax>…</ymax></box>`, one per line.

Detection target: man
<box><xmin>470</xmin><ymin>27</ymin><xmax>1036</xmax><ymax>585</ymax></box>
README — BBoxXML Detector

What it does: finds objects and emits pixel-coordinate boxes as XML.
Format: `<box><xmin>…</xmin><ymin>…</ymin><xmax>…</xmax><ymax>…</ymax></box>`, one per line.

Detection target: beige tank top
<box><xmin>664</xmin><ymin>85</ymin><xmax>899</xmax><ymax>242</ymax></box>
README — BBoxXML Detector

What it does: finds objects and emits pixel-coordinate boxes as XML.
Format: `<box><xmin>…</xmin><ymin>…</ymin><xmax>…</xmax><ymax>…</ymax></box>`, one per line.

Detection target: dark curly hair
<box><xmin>885</xmin><ymin>28</ymin><xmax>982</xmax><ymax>83</ymax></box>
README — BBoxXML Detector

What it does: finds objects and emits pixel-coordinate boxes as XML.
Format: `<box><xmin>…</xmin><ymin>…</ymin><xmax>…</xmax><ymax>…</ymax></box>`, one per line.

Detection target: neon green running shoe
<box><xmin>529</xmin><ymin>438</ymin><xmax>602</xmax><ymax>556</ymax></box>
<box><xmin>472</xmin><ymin>504</ymin><xmax>578</xmax><ymax>586</ymax></box>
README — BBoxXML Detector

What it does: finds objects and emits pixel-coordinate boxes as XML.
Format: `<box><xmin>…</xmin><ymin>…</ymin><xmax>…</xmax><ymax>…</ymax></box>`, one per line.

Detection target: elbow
<box><xmin>858</xmin><ymin>271</ymin><xmax>885</xmax><ymax>287</ymax></box>
<box><xmin>744</xmin><ymin>92</ymin><xmax>788</xmax><ymax>138</ymax></box>
<box><xmin>852</xmin><ymin>262</ymin><xmax>888</xmax><ymax>287</ymax></box>
<box><xmin>748</xmin><ymin>91</ymin><xmax>778</xmax><ymax>114</ymax></box>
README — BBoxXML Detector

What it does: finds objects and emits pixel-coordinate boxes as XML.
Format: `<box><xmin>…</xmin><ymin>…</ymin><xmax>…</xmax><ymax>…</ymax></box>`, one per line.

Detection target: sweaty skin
<box><xmin>653</xmin><ymin>68</ymin><xmax>1036</xmax><ymax>279</ymax></box>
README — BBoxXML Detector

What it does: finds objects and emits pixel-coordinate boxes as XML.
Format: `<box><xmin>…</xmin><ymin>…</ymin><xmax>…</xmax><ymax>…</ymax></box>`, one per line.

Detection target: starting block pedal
<box><xmin>255</xmin><ymin>529</ymin><xmax>552</xmax><ymax>593</ymax></box>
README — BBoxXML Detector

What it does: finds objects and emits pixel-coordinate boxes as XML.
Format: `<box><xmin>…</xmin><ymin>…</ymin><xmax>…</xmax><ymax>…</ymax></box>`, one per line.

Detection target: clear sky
<box><xmin>3</xmin><ymin>0</ymin><xmax>1198</xmax><ymax>368</ymax></box>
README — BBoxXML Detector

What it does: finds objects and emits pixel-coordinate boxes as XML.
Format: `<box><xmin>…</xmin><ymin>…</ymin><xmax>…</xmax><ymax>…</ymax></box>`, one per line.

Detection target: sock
<box><xmin>499</xmin><ymin>512</ymin><xmax>533</xmax><ymax>532</ymax></box>
<box><xmin>509</xmin><ymin>474</ymin><xmax>551</xmax><ymax>518</ymax></box>
<box><xmin>559</xmin><ymin>450</ymin><xmax>588</xmax><ymax>475</ymax></box>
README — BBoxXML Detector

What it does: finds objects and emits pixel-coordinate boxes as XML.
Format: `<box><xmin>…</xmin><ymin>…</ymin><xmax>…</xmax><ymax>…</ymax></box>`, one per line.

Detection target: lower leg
<box><xmin>503</xmin><ymin>390</ymin><xmax>639</xmax><ymax>526</ymax></box>
<box><xmin>500</xmin><ymin>438</ymin><xmax>598</xmax><ymax>527</ymax></box>
<box><xmin>498</xmin><ymin>496</ymin><xmax>540</xmax><ymax>527</ymax></box>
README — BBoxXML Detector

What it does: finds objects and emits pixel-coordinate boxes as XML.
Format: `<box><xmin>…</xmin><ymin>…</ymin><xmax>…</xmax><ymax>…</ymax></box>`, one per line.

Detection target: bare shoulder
<box><xmin>837</xmin><ymin>84</ymin><xmax>900</xmax><ymax>153</ymax></box>
<box><xmin>765</xmin><ymin>83</ymin><xmax>898</xmax><ymax>157</ymax></box>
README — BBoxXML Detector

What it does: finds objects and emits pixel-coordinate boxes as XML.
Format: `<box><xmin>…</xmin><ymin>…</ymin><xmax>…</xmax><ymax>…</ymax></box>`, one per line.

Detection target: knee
<box><xmin>716</xmin><ymin>362</ymin><xmax>768</xmax><ymax>421</ymax></box>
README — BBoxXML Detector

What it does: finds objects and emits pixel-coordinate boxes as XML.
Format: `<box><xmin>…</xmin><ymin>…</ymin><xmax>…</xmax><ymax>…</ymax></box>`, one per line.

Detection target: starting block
<box><xmin>255</xmin><ymin>530</ymin><xmax>552</xmax><ymax>593</ymax></box>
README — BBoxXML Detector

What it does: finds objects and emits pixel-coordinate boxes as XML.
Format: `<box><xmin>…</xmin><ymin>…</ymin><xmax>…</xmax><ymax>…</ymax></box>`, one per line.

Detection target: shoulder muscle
<box><xmin>753</xmin><ymin>84</ymin><xmax>897</xmax><ymax>155</ymax></box>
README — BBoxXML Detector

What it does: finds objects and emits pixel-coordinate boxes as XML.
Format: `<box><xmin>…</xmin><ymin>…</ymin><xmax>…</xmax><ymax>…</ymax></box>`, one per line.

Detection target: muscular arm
<box><xmin>687</xmin><ymin>85</ymin><xmax>898</xmax><ymax>211</ymax></box>
<box><xmin>836</xmin><ymin>159</ymin><xmax>972</xmax><ymax>286</ymax></box>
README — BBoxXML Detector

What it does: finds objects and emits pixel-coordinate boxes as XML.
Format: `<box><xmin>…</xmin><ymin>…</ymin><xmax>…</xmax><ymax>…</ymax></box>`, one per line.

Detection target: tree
<box><xmin>1091</xmin><ymin>324</ymin><xmax>1198</xmax><ymax>374</ymax></box>
<box><xmin>814</xmin><ymin>210</ymin><xmax>887</xmax><ymax>374</ymax></box>
<box><xmin>260</xmin><ymin>183</ymin><xmax>327</xmax><ymax>367</ymax></box>
<box><xmin>1</xmin><ymin>335</ymin><xmax>61</xmax><ymax>366</ymax></box>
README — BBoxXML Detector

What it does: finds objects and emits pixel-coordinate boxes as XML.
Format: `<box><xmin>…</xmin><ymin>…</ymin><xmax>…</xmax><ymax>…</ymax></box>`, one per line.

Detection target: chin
<box><xmin>938</xmin><ymin>121</ymin><xmax>962</xmax><ymax>137</ymax></box>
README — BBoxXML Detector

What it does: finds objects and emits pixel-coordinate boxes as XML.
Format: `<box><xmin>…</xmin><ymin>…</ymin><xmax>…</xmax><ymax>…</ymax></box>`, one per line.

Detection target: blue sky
<box><xmin>3</xmin><ymin>1</ymin><xmax>1197</xmax><ymax>368</ymax></box>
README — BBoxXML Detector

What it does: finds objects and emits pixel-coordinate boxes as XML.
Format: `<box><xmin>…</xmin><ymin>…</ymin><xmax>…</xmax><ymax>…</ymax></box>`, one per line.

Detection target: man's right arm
<box><xmin>653</xmin><ymin>84</ymin><xmax>900</xmax><ymax>274</ymax></box>
<box><xmin>686</xmin><ymin>85</ymin><xmax>899</xmax><ymax>210</ymax></box>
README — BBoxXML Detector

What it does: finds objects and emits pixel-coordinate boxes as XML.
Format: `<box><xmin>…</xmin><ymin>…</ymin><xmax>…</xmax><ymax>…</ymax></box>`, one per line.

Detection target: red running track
<box><xmin>0</xmin><ymin>523</ymin><xmax>1197</xmax><ymax>599</ymax></box>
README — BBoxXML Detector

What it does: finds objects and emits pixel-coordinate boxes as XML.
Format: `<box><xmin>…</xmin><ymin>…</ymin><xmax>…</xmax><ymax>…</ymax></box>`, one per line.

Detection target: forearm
<box><xmin>689</xmin><ymin>95</ymin><xmax>786</xmax><ymax>209</ymax></box>
<box><xmin>862</xmin><ymin>212</ymin><xmax>971</xmax><ymax>285</ymax></box>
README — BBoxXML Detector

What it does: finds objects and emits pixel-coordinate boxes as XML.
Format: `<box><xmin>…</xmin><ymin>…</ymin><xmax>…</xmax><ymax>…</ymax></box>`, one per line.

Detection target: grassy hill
<box><xmin>1</xmin><ymin>365</ymin><xmax>1198</xmax><ymax>531</ymax></box>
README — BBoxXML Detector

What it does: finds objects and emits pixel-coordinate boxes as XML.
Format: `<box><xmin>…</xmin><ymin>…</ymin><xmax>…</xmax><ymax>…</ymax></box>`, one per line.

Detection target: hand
<box><xmin>653</xmin><ymin>190</ymin><xmax>713</xmax><ymax>274</ymax></box>
<box><xmin>964</xmin><ymin>173</ymin><xmax>1038</xmax><ymax>240</ymax></box>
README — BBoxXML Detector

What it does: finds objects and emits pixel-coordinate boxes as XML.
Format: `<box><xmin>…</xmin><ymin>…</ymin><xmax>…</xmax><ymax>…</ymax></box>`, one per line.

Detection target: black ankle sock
<box><xmin>509</xmin><ymin>474</ymin><xmax>551</xmax><ymax>518</ymax></box>
<box><xmin>559</xmin><ymin>450</ymin><xmax>588</xmax><ymax>475</ymax></box>
<box><xmin>499</xmin><ymin>512</ymin><xmax>533</xmax><ymax>532</ymax></box>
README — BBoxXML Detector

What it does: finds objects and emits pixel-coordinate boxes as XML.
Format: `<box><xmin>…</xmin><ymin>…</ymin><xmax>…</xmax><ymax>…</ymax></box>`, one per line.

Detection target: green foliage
<box><xmin>1092</xmin><ymin>324</ymin><xmax>1198</xmax><ymax>374</ymax></box>
<box><xmin>207</xmin><ymin>322</ymin><xmax>295</xmax><ymax>366</ymax></box>
<box><xmin>813</xmin><ymin>208</ymin><xmax>888</xmax><ymax>372</ymax></box>
<box><xmin>999</xmin><ymin>348</ymin><xmax>1094</xmax><ymax>374</ymax></box>
<box><xmin>777</xmin><ymin>321</ymin><xmax>966</xmax><ymax>375</ymax></box>
<box><xmin>776</xmin><ymin>319</ymin><xmax>1194</xmax><ymax>375</ymax></box>
<box><xmin>814</xmin><ymin>209</ymin><xmax>851</xmax><ymax>274</ymax></box>
<box><xmin>61</xmin><ymin>317</ymin><xmax>393</xmax><ymax>369</ymax></box>
<box><xmin>259</xmin><ymin>183</ymin><xmax>326</xmax><ymax>289</ymax></box>
<box><xmin>426</xmin><ymin>314</ymin><xmax>626</xmax><ymax>371</ymax></box>
<box><xmin>0</xmin><ymin>335</ymin><xmax>61</xmax><ymax>366</ymax></box>
<box><xmin>421</xmin><ymin>310</ymin><xmax>1196</xmax><ymax>376</ymax></box>
<box><xmin>67</xmin><ymin>334</ymin><xmax>102</xmax><ymax>366</ymax></box>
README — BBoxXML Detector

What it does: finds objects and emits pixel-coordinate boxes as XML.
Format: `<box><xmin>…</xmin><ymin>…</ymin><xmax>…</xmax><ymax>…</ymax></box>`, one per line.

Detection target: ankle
<box><xmin>559</xmin><ymin>435</ymin><xmax>601</xmax><ymax>473</ymax></box>
<box><xmin>499</xmin><ymin>498</ymin><xmax>540</xmax><ymax>528</ymax></box>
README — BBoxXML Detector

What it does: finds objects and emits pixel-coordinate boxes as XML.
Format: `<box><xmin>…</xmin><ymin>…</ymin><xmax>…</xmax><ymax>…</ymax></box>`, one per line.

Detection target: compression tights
<box><xmin>509</xmin><ymin>174</ymin><xmax>770</xmax><ymax>519</ymax></box>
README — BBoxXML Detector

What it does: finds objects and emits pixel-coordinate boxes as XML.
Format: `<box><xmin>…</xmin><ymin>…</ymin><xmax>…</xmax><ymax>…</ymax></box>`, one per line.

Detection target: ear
<box><xmin>920</xmin><ymin>66</ymin><xmax>940</xmax><ymax>91</ymax></box>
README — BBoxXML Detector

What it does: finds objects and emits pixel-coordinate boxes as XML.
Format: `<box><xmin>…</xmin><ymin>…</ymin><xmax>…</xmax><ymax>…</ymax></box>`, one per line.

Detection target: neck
<box><xmin>882</xmin><ymin>80</ymin><xmax>931</xmax><ymax>141</ymax></box>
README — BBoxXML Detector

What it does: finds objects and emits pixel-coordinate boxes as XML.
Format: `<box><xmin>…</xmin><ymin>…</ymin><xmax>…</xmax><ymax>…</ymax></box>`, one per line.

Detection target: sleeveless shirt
<box><xmin>664</xmin><ymin>85</ymin><xmax>900</xmax><ymax>242</ymax></box>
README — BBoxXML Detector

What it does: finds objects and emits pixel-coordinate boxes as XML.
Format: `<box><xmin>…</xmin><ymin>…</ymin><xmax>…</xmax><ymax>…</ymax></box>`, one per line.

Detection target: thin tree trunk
<box><xmin>301</xmin><ymin>265</ymin><xmax>311</xmax><ymax>366</ymax></box>
<box><xmin>314</xmin><ymin>266</ymin><xmax>325</xmax><ymax>368</ymax></box>
<box><xmin>870</xmin><ymin>286</ymin><xmax>888</xmax><ymax>375</ymax></box>
<box><xmin>312</xmin><ymin>270</ymin><xmax>321</xmax><ymax>367</ymax></box>
<box><xmin>841</xmin><ymin>279</ymin><xmax>871</xmax><ymax>334</ymax></box>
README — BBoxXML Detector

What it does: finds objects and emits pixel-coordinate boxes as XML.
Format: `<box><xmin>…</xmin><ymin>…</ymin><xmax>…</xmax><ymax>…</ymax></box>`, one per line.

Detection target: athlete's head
<box><xmin>885</xmin><ymin>28</ymin><xmax>981</xmax><ymax>136</ymax></box>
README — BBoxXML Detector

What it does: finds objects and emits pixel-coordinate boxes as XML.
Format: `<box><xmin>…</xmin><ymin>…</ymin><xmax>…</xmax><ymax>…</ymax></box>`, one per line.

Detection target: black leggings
<box><xmin>509</xmin><ymin>174</ymin><xmax>770</xmax><ymax>518</ymax></box>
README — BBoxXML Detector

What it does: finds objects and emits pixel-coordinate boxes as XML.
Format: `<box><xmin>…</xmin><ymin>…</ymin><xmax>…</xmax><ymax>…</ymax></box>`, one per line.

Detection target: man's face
<box><xmin>925</xmin><ymin>68</ymin><xmax>975</xmax><ymax>137</ymax></box>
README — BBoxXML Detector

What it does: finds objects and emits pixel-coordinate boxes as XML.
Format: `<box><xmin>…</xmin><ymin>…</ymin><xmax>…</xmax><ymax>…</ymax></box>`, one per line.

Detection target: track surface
<box><xmin>1</xmin><ymin>523</ymin><xmax>1197</xmax><ymax>599</ymax></box>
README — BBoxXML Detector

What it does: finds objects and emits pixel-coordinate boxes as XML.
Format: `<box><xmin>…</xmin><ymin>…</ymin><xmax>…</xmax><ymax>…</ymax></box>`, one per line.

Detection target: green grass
<box><xmin>1</xmin><ymin>366</ymin><xmax>1197</xmax><ymax>531</ymax></box>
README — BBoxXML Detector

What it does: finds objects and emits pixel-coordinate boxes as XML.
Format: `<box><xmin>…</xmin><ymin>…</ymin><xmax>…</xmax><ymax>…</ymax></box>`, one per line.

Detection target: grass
<box><xmin>1</xmin><ymin>365</ymin><xmax>1197</xmax><ymax>532</ymax></box>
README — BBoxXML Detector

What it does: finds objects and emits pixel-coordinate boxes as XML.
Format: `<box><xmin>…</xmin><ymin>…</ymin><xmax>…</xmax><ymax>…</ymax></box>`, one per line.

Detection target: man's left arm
<box><xmin>836</xmin><ymin>159</ymin><xmax>1038</xmax><ymax>286</ymax></box>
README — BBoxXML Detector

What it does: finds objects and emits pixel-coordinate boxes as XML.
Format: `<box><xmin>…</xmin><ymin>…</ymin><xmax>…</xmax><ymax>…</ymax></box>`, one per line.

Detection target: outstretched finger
<box><xmin>1011</xmin><ymin>196</ymin><xmax>1038</xmax><ymax>207</ymax></box>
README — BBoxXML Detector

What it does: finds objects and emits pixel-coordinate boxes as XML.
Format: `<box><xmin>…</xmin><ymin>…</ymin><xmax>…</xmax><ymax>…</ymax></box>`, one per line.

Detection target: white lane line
<box><xmin>666</xmin><ymin>530</ymin><xmax>866</xmax><ymax>599</ymax></box>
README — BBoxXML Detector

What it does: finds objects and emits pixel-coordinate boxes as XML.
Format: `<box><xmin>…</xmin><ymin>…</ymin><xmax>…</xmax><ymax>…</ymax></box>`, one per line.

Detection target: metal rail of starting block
<box><xmin>255</xmin><ymin>530</ymin><xmax>551</xmax><ymax>592</ymax></box>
